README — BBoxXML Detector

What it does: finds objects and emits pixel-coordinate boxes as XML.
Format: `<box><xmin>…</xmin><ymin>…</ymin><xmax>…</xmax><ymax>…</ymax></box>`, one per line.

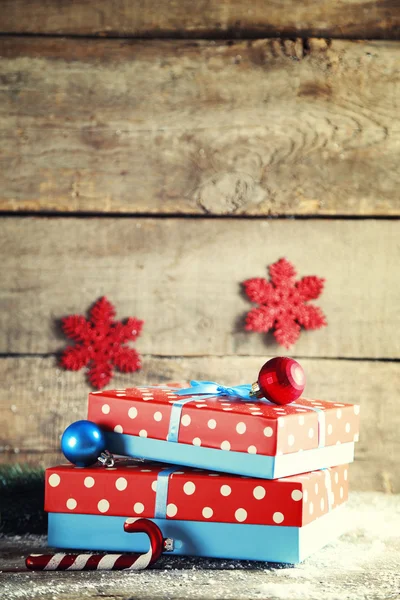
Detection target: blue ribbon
<box><xmin>154</xmin><ymin>467</ymin><xmax>178</xmax><ymax>519</ymax></box>
<box><xmin>322</xmin><ymin>468</ymin><xmax>333</xmax><ymax>512</ymax></box>
<box><xmin>292</xmin><ymin>402</ymin><xmax>326</xmax><ymax>449</ymax></box>
<box><xmin>176</xmin><ymin>380</ymin><xmax>252</xmax><ymax>400</ymax></box>
<box><xmin>167</xmin><ymin>398</ymin><xmax>195</xmax><ymax>443</ymax></box>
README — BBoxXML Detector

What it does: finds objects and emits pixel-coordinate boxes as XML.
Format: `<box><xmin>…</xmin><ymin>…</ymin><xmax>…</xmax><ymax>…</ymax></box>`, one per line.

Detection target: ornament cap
<box><xmin>249</xmin><ymin>382</ymin><xmax>263</xmax><ymax>398</ymax></box>
<box><xmin>97</xmin><ymin>449</ymin><xmax>115</xmax><ymax>468</ymax></box>
<box><xmin>163</xmin><ymin>538</ymin><xmax>175</xmax><ymax>552</ymax></box>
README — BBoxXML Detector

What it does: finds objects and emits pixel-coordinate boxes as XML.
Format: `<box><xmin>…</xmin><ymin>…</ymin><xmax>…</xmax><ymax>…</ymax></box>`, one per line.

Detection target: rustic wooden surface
<box><xmin>1</xmin><ymin>218</ymin><xmax>399</xmax><ymax>359</ymax></box>
<box><xmin>1</xmin><ymin>493</ymin><xmax>399</xmax><ymax>600</ymax></box>
<box><xmin>1</xmin><ymin>0</ymin><xmax>400</xmax><ymax>39</ymax></box>
<box><xmin>1</xmin><ymin>37</ymin><xmax>400</xmax><ymax>215</ymax></box>
<box><xmin>1</xmin><ymin>0</ymin><xmax>399</xmax><ymax>502</ymax></box>
<box><xmin>1</xmin><ymin>356</ymin><xmax>399</xmax><ymax>493</ymax></box>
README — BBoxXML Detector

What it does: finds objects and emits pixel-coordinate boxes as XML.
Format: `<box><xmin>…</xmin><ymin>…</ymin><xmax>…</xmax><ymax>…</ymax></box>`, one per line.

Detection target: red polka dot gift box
<box><xmin>46</xmin><ymin>461</ymin><xmax>349</xmax><ymax>563</ymax></box>
<box><xmin>87</xmin><ymin>385</ymin><xmax>360</xmax><ymax>479</ymax></box>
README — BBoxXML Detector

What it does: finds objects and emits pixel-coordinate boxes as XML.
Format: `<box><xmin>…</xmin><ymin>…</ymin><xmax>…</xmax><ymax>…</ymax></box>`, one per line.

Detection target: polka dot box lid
<box><xmin>45</xmin><ymin>461</ymin><xmax>349</xmax><ymax>527</ymax></box>
<box><xmin>87</xmin><ymin>385</ymin><xmax>360</xmax><ymax>457</ymax></box>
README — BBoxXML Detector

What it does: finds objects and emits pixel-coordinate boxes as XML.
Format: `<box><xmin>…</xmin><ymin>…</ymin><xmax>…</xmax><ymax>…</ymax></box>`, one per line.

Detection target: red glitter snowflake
<box><xmin>60</xmin><ymin>297</ymin><xmax>143</xmax><ymax>389</ymax></box>
<box><xmin>243</xmin><ymin>258</ymin><xmax>327</xmax><ymax>348</ymax></box>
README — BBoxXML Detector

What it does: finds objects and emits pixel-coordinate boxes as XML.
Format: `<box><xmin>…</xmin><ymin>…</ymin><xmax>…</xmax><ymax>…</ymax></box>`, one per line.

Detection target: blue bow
<box><xmin>176</xmin><ymin>380</ymin><xmax>253</xmax><ymax>400</ymax></box>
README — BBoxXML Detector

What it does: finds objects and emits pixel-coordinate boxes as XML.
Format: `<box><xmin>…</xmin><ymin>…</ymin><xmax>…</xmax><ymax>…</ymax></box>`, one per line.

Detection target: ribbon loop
<box><xmin>176</xmin><ymin>380</ymin><xmax>252</xmax><ymax>400</ymax></box>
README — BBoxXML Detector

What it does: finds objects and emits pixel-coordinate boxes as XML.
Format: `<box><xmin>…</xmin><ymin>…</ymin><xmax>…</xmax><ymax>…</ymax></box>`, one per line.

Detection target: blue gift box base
<box><xmin>104</xmin><ymin>431</ymin><xmax>355</xmax><ymax>479</ymax></box>
<box><xmin>48</xmin><ymin>505</ymin><xmax>346</xmax><ymax>564</ymax></box>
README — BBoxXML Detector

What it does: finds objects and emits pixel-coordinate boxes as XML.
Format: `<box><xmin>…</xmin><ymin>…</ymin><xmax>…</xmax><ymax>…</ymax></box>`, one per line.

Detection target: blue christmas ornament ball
<box><xmin>61</xmin><ymin>420</ymin><xmax>106</xmax><ymax>467</ymax></box>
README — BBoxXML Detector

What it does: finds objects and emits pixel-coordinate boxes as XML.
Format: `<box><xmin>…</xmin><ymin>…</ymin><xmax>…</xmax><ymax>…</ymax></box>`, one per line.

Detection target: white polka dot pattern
<box><xmin>49</xmin><ymin>473</ymin><xmax>61</xmax><ymax>487</ymax></box>
<box><xmin>133</xmin><ymin>502</ymin><xmax>144</xmax><ymax>514</ymax></box>
<box><xmin>166</xmin><ymin>503</ymin><xmax>178</xmax><ymax>517</ymax></box>
<box><xmin>235</xmin><ymin>508</ymin><xmax>247</xmax><ymax>522</ymax></box>
<box><xmin>236</xmin><ymin>422</ymin><xmax>246</xmax><ymax>434</ymax></box>
<box><xmin>181</xmin><ymin>414</ymin><xmax>191</xmax><ymax>426</ymax></box>
<box><xmin>253</xmin><ymin>486</ymin><xmax>266</xmax><ymax>500</ymax></box>
<box><xmin>98</xmin><ymin>499</ymin><xmax>110</xmax><ymax>513</ymax></box>
<box><xmin>183</xmin><ymin>481</ymin><xmax>196</xmax><ymax>495</ymax></box>
<box><xmin>273</xmin><ymin>512</ymin><xmax>284</xmax><ymax>524</ymax></box>
<box><xmin>291</xmin><ymin>489</ymin><xmax>303</xmax><ymax>501</ymax></box>
<box><xmin>66</xmin><ymin>498</ymin><xmax>77</xmax><ymax>510</ymax></box>
<box><xmin>128</xmin><ymin>407</ymin><xmax>138</xmax><ymax>419</ymax></box>
<box><xmin>46</xmin><ymin>462</ymin><xmax>348</xmax><ymax>528</ymax></box>
<box><xmin>87</xmin><ymin>385</ymin><xmax>360</xmax><ymax>457</ymax></box>
<box><xmin>115</xmin><ymin>477</ymin><xmax>128</xmax><ymax>491</ymax></box>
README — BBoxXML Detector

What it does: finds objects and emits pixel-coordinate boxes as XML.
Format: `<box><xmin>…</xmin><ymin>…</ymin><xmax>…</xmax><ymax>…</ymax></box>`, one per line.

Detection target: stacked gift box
<box><xmin>44</xmin><ymin>359</ymin><xmax>360</xmax><ymax>564</ymax></box>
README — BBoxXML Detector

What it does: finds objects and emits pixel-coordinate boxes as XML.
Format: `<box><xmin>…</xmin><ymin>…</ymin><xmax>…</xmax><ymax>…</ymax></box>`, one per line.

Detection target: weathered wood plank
<box><xmin>0</xmin><ymin>37</ymin><xmax>399</xmax><ymax>215</ymax></box>
<box><xmin>0</xmin><ymin>451</ymin><xmax>62</xmax><ymax>467</ymax></box>
<box><xmin>0</xmin><ymin>218</ymin><xmax>399</xmax><ymax>358</ymax></box>
<box><xmin>1</xmin><ymin>0</ymin><xmax>399</xmax><ymax>40</ymax></box>
<box><xmin>1</xmin><ymin>356</ymin><xmax>399</xmax><ymax>492</ymax></box>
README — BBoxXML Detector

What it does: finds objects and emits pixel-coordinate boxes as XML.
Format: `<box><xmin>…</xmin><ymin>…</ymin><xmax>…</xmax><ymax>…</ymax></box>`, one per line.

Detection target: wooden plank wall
<box><xmin>0</xmin><ymin>1</ymin><xmax>399</xmax><ymax>492</ymax></box>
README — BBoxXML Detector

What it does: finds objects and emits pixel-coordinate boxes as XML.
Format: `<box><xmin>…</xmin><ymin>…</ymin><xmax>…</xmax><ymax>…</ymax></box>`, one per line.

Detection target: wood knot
<box><xmin>194</xmin><ymin>172</ymin><xmax>256</xmax><ymax>215</ymax></box>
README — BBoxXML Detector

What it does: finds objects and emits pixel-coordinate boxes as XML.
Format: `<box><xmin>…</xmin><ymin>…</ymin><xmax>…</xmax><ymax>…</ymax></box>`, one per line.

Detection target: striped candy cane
<box><xmin>26</xmin><ymin>518</ymin><xmax>172</xmax><ymax>571</ymax></box>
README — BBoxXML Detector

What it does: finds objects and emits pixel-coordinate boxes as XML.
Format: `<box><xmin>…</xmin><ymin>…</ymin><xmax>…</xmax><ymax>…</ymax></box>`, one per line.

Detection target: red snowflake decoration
<box><xmin>243</xmin><ymin>258</ymin><xmax>327</xmax><ymax>348</ymax></box>
<box><xmin>60</xmin><ymin>297</ymin><xmax>143</xmax><ymax>389</ymax></box>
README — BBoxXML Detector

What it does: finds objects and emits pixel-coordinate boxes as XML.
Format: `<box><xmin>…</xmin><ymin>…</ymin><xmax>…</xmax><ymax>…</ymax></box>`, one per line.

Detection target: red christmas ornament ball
<box><xmin>257</xmin><ymin>357</ymin><xmax>305</xmax><ymax>405</ymax></box>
